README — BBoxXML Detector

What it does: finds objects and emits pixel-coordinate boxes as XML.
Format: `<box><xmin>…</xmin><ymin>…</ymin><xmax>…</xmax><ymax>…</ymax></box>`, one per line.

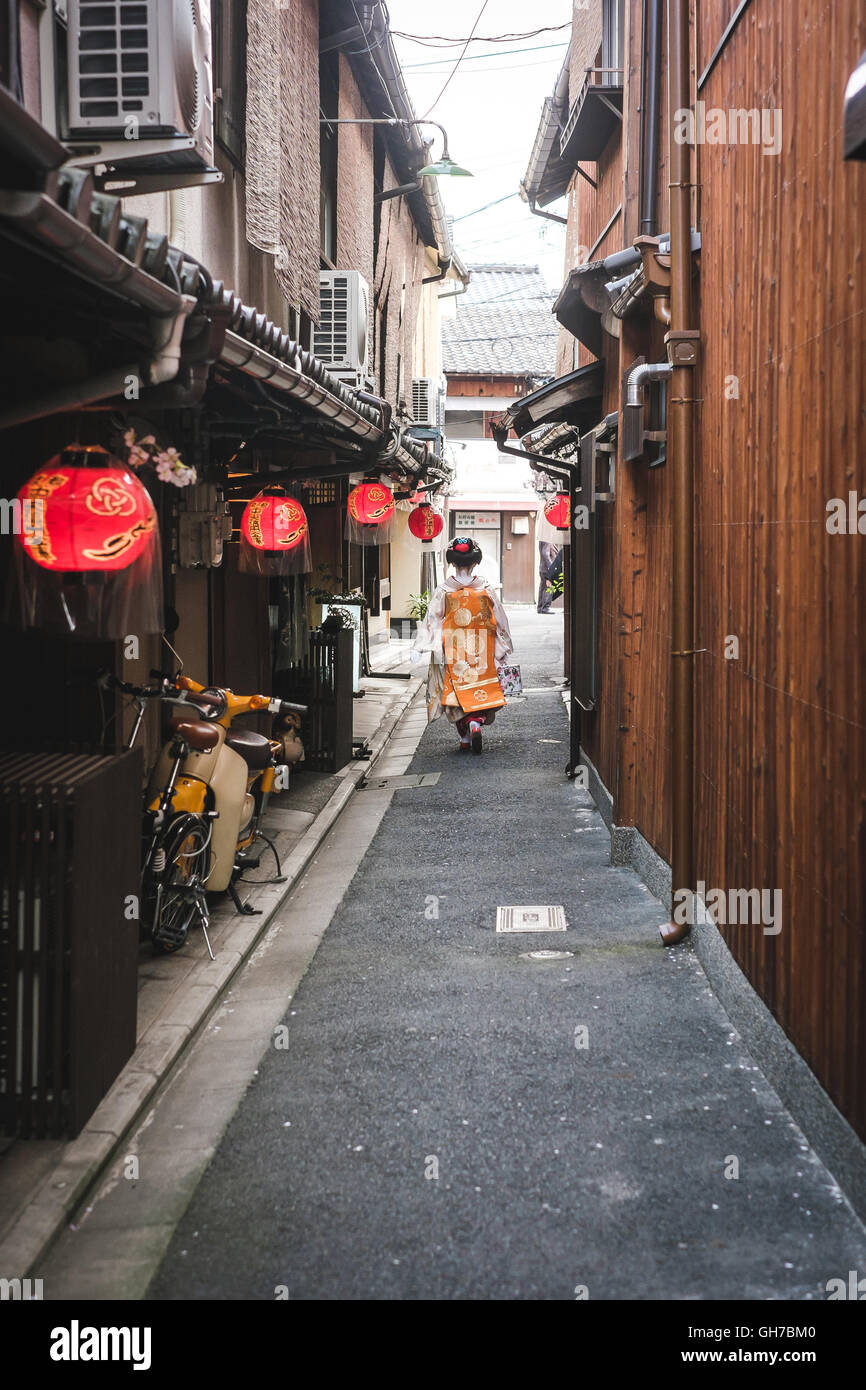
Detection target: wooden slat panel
<box><xmin>694</xmin><ymin>0</ymin><xmax>866</xmax><ymax>1133</ymax></box>
<box><xmin>577</xmin><ymin>0</ymin><xmax>866</xmax><ymax>1139</ymax></box>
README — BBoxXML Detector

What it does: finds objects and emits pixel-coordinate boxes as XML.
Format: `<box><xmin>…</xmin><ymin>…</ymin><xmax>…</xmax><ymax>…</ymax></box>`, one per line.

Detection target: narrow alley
<box><xmin>1</xmin><ymin>0</ymin><xmax>865</xmax><ymax>1352</ymax></box>
<box><xmin>32</xmin><ymin>611</ymin><xmax>866</xmax><ymax>1303</ymax></box>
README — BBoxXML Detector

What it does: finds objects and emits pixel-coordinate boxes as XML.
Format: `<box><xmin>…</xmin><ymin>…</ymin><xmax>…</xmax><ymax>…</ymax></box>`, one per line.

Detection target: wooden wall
<box><xmin>575</xmin><ymin>0</ymin><xmax>866</xmax><ymax>1138</ymax></box>
<box><xmin>693</xmin><ymin>0</ymin><xmax>866</xmax><ymax>1136</ymax></box>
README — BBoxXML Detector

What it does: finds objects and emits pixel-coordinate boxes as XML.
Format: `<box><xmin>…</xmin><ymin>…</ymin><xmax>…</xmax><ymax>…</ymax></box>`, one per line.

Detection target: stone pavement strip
<box><xmin>29</xmin><ymin>612</ymin><xmax>866</xmax><ymax>1300</ymax></box>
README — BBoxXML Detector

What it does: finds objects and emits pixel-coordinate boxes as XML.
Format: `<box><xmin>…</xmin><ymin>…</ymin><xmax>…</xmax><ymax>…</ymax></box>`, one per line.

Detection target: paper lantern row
<box><xmin>17</xmin><ymin>453</ymin><xmax>156</xmax><ymax>571</ymax></box>
<box><xmin>241</xmin><ymin>493</ymin><xmax>309</xmax><ymax>552</ymax></box>
<box><xmin>544</xmin><ymin>493</ymin><xmax>570</xmax><ymax>530</ymax></box>
<box><xmin>408</xmin><ymin>502</ymin><xmax>444</xmax><ymax>543</ymax></box>
<box><xmin>347</xmin><ymin>482</ymin><xmax>395</xmax><ymax>527</ymax></box>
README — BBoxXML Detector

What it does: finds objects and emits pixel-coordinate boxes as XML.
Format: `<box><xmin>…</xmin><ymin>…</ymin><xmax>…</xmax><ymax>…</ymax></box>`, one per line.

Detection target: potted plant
<box><xmin>404</xmin><ymin>590</ymin><xmax>431</xmax><ymax>630</ymax></box>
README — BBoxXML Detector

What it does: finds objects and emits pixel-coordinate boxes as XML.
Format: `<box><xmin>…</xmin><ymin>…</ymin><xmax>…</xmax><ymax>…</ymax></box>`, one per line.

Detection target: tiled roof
<box><xmin>442</xmin><ymin>264</ymin><xmax>558</xmax><ymax>379</ymax></box>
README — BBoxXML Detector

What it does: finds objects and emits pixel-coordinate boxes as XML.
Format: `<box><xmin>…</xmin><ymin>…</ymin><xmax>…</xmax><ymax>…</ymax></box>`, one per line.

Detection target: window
<box><xmin>319</xmin><ymin>51</ymin><xmax>338</xmax><ymax>265</ymax></box>
<box><xmin>303</xmin><ymin>480</ymin><xmax>337</xmax><ymax>505</ymax></box>
<box><xmin>213</xmin><ymin>0</ymin><xmax>246</xmax><ymax>165</ymax></box>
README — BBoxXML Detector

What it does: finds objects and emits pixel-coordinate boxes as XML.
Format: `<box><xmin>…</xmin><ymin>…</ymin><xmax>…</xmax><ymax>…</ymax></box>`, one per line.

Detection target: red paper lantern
<box><xmin>241</xmin><ymin>492</ymin><xmax>309</xmax><ymax>552</ymax></box>
<box><xmin>544</xmin><ymin>493</ymin><xmax>570</xmax><ymax>530</ymax></box>
<box><xmin>17</xmin><ymin>447</ymin><xmax>156</xmax><ymax>571</ymax></box>
<box><xmin>347</xmin><ymin>481</ymin><xmax>395</xmax><ymax>527</ymax></box>
<box><xmin>408</xmin><ymin>503</ymin><xmax>444</xmax><ymax>543</ymax></box>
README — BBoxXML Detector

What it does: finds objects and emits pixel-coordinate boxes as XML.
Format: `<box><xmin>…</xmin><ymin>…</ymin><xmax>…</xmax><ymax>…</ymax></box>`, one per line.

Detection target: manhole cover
<box><xmin>496</xmin><ymin>905</ymin><xmax>567</xmax><ymax>933</ymax></box>
<box><xmin>359</xmin><ymin>772</ymin><xmax>441</xmax><ymax>791</ymax></box>
<box><xmin>520</xmin><ymin>949</ymin><xmax>575</xmax><ymax>961</ymax></box>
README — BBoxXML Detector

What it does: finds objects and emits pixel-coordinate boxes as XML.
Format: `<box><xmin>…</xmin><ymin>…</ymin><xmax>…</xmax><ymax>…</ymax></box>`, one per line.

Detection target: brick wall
<box><xmin>373</xmin><ymin>154</ymin><xmax>424</xmax><ymax>408</ymax></box>
<box><xmin>336</xmin><ymin>55</ymin><xmax>375</xmax><ymax>290</ymax></box>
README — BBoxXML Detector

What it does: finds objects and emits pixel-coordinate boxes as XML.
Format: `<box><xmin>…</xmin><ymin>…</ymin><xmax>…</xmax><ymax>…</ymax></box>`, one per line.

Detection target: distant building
<box><xmin>442</xmin><ymin>265</ymin><xmax>558</xmax><ymax>602</ymax></box>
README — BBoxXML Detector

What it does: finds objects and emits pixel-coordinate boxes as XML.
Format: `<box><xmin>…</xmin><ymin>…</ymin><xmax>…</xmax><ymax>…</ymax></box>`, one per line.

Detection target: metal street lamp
<box><xmin>317</xmin><ymin>117</ymin><xmax>473</xmax><ymax>180</ymax></box>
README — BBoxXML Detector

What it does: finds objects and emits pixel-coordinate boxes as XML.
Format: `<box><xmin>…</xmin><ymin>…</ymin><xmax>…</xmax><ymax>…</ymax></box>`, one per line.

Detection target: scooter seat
<box><xmin>167</xmin><ymin>716</ymin><xmax>220</xmax><ymax>753</ymax></box>
<box><xmin>225</xmin><ymin>728</ymin><xmax>273</xmax><ymax>770</ymax></box>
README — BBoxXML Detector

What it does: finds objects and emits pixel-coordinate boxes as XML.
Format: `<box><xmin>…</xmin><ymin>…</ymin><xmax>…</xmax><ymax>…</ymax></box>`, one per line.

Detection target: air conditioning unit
<box><xmin>315</xmin><ymin>271</ymin><xmax>370</xmax><ymax>377</ymax></box>
<box><xmin>411</xmin><ymin>377</ymin><xmax>440</xmax><ymax>428</ymax></box>
<box><xmin>63</xmin><ymin>0</ymin><xmax>221</xmax><ymax>194</ymax></box>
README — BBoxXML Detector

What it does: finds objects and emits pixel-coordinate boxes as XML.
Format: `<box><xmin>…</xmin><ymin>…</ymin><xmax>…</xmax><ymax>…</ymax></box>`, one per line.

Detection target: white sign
<box><xmin>454</xmin><ymin>512</ymin><xmax>499</xmax><ymax>529</ymax></box>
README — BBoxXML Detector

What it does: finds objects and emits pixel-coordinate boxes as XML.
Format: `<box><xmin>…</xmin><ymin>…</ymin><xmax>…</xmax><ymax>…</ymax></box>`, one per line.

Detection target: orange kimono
<box><xmin>440</xmin><ymin>586</ymin><xmax>506</xmax><ymax>716</ymax></box>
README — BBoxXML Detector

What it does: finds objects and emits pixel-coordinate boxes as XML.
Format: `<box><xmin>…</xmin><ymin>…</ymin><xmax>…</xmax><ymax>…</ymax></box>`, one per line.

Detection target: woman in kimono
<box><xmin>412</xmin><ymin>536</ymin><xmax>514</xmax><ymax>754</ymax></box>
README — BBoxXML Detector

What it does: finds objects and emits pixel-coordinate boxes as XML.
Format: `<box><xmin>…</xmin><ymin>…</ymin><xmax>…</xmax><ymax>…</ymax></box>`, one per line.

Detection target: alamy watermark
<box><xmin>674</xmin><ymin>102</ymin><xmax>782</xmax><ymax>156</ymax></box>
<box><xmin>0</xmin><ymin>497</ymin><xmax>44</xmax><ymax>545</ymax></box>
<box><xmin>673</xmin><ymin>880</ymin><xmax>782</xmax><ymax>935</ymax></box>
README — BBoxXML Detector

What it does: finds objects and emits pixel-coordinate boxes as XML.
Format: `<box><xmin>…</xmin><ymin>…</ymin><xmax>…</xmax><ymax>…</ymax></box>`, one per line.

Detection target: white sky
<box><xmin>385</xmin><ymin>0</ymin><xmax>571</xmax><ymax>289</ymax></box>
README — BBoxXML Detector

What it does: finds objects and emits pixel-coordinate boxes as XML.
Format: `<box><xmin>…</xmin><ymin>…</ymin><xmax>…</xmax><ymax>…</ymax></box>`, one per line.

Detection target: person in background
<box><xmin>538</xmin><ymin>540</ymin><xmax>562</xmax><ymax>614</ymax></box>
<box><xmin>411</xmin><ymin>537</ymin><xmax>514</xmax><ymax>755</ymax></box>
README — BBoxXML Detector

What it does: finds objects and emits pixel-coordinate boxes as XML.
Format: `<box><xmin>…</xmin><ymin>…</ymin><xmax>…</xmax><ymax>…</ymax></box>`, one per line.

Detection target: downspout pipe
<box><xmin>528</xmin><ymin>198</ymin><xmax>569</xmax><ymax>225</ymax></box>
<box><xmin>625</xmin><ymin>359</ymin><xmax>672</xmax><ymax>407</ymax></box>
<box><xmin>639</xmin><ymin>0</ymin><xmax>664</xmax><ymax>235</ymax></box>
<box><xmin>660</xmin><ymin>0</ymin><xmax>700</xmax><ymax>946</ymax></box>
<box><xmin>494</xmin><ymin>427</ymin><xmax>583</xmax><ymax>775</ymax></box>
<box><xmin>0</xmin><ymin>295</ymin><xmax>196</xmax><ymax>430</ymax></box>
<box><xmin>492</xmin><ymin>430</ymin><xmax>573</xmax><ymax>480</ymax></box>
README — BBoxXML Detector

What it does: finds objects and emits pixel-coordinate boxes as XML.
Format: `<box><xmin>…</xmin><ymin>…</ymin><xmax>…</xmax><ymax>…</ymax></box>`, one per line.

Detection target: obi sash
<box><xmin>440</xmin><ymin>586</ymin><xmax>506</xmax><ymax>715</ymax></box>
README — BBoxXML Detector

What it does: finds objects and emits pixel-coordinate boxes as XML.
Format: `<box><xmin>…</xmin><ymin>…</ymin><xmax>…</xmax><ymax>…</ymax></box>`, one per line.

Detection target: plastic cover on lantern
<box><xmin>238</xmin><ymin>490</ymin><xmax>312</xmax><ymax>576</ymax></box>
<box><xmin>538</xmin><ymin>491</ymin><xmax>572</xmax><ymax>546</ymax></box>
<box><xmin>407</xmin><ymin>502</ymin><xmax>445</xmax><ymax>547</ymax></box>
<box><xmin>344</xmin><ymin>480</ymin><xmax>395</xmax><ymax>546</ymax></box>
<box><xmin>10</xmin><ymin>444</ymin><xmax>164</xmax><ymax>638</ymax></box>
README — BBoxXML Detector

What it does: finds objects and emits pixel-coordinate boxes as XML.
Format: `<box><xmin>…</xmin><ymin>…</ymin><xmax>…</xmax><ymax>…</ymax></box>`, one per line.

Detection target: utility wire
<box><xmin>404</xmin><ymin>41</ymin><xmax>568</xmax><ymax>68</ymax></box>
<box><xmin>454</xmin><ymin>192</ymin><xmax>519</xmax><ymax>222</ymax></box>
<box><xmin>421</xmin><ymin>0</ymin><xmax>491</xmax><ymax>119</ymax></box>
<box><xmin>411</xmin><ymin>57</ymin><xmax>571</xmax><ymax>77</ymax></box>
<box><xmin>393</xmin><ymin>24</ymin><xmax>571</xmax><ymax>46</ymax></box>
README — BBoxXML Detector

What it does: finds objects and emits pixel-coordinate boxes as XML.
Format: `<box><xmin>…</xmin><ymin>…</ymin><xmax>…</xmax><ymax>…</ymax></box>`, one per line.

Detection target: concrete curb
<box><xmin>0</xmin><ymin>678</ymin><xmax>424</xmax><ymax>1278</ymax></box>
<box><xmin>577</xmin><ymin>747</ymin><xmax>866</xmax><ymax>1228</ymax></box>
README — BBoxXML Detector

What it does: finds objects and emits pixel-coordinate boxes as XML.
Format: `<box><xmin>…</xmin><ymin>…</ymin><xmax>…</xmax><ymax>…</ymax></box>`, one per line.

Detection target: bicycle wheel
<box><xmin>147</xmin><ymin>814</ymin><xmax>210</xmax><ymax>955</ymax></box>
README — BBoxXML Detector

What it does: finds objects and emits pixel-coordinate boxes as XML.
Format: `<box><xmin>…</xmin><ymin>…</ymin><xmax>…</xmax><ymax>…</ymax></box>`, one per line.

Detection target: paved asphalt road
<box><xmin>149</xmin><ymin>609</ymin><xmax>866</xmax><ymax>1300</ymax></box>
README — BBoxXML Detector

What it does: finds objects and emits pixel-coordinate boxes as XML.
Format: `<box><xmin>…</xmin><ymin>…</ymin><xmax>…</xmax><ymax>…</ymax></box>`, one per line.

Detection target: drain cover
<box><xmin>496</xmin><ymin>905</ymin><xmax>567</xmax><ymax>933</ymax></box>
<box><xmin>360</xmin><ymin>772</ymin><xmax>441</xmax><ymax>791</ymax></box>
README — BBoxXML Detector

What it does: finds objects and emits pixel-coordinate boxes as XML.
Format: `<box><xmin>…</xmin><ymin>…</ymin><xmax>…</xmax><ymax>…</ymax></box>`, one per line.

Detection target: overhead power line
<box><xmin>453</xmin><ymin>193</ymin><xmax>519</xmax><ymax>222</ymax></box>
<box><xmin>393</xmin><ymin>24</ymin><xmax>571</xmax><ymax>47</ymax></box>
<box><xmin>421</xmin><ymin>0</ymin><xmax>491</xmax><ymax>119</ymax></box>
<box><xmin>404</xmin><ymin>41</ymin><xmax>568</xmax><ymax>69</ymax></box>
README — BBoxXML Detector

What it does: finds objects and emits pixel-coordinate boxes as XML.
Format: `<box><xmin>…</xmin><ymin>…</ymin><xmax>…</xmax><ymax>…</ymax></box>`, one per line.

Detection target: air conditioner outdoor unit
<box><xmin>315</xmin><ymin>271</ymin><xmax>370</xmax><ymax>377</ymax></box>
<box><xmin>63</xmin><ymin>0</ymin><xmax>221</xmax><ymax>193</ymax></box>
<box><xmin>411</xmin><ymin>377</ymin><xmax>440</xmax><ymax>428</ymax></box>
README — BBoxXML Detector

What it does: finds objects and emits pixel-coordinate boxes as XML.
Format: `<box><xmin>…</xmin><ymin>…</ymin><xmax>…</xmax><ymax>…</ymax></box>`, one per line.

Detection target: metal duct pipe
<box><xmin>606</xmin><ymin>272</ymin><xmax>638</xmax><ymax>296</ymax></box>
<box><xmin>625</xmin><ymin>359</ymin><xmax>672</xmax><ymax>407</ymax></box>
<box><xmin>528</xmin><ymin>198</ymin><xmax>568</xmax><ymax>226</ymax></box>
<box><xmin>0</xmin><ymin>188</ymin><xmax>181</xmax><ymax>314</ymax></box>
<box><xmin>660</xmin><ymin>0</ymin><xmax>700</xmax><ymax>947</ymax></box>
<box><xmin>0</xmin><ymin>295</ymin><xmax>196</xmax><ymax>430</ymax></box>
<box><xmin>639</xmin><ymin>0</ymin><xmax>664</xmax><ymax>235</ymax></box>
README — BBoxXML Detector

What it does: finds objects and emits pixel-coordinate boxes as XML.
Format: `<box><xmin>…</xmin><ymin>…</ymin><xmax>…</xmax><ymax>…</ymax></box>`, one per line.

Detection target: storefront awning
<box><xmin>0</xmin><ymin>105</ymin><xmax>445</xmax><ymax>488</ymax></box>
<box><xmin>448</xmin><ymin>498</ymin><xmax>540</xmax><ymax>512</ymax></box>
<box><xmin>496</xmin><ymin>361</ymin><xmax>605</xmax><ymax>440</ymax></box>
